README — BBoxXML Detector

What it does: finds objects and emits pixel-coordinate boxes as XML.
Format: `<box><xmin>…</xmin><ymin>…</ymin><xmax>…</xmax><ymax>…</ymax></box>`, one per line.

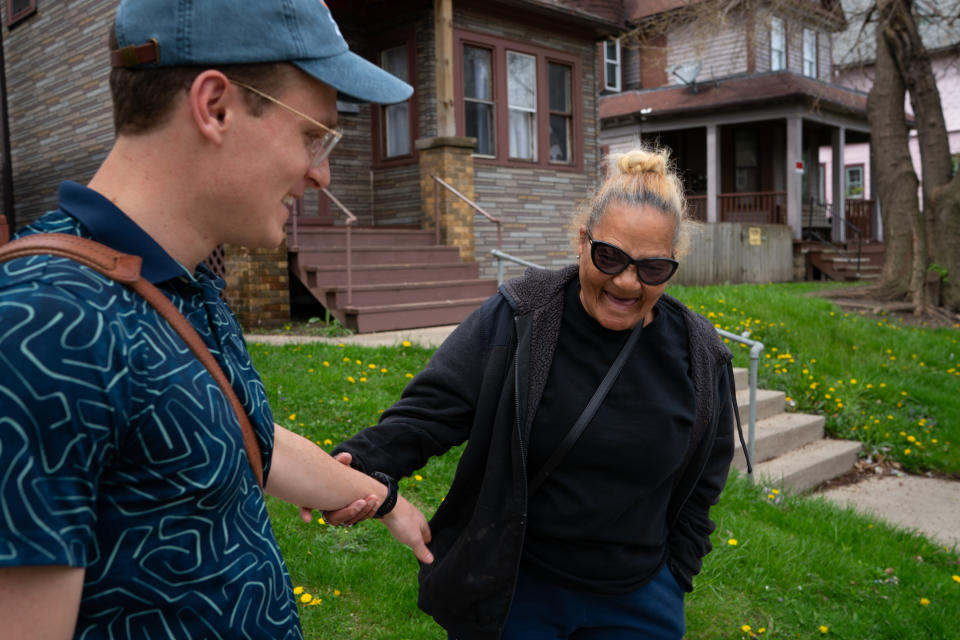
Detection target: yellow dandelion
<box><xmin>293</xmin><ymin>586</ymin><xmax>304</xmax><ymax>595</ymax></box>
<box><xmin>741</xmin><ymin>625</ymin><xmax>752</xmax><ymax>633</ymax></box>
<box><xmin>318</xmin><ymin>516</ymin><xmax>325</xmax><ymax>525</ymax></box>
<box><xmin>758</xmin><ymin>629</ymin><xmax>766</xmax><ymax>635</ymax></box>
<box><xmin>300</xmin><ymin>593</ymin><xmax>312</xmax><ymax>604</ymax></box>
<box><xmin>308</xmin><ymin>598</ymin><xmax>322</xmax><ymax>606</ymax></box>
<box><xmin>355</xmin><ymin>359</ymin><xmax>362</xmax><ymax>365</ymax></box>
<box><xmin>343</xmin><ymin>357</ymin><xmax>350</xmax><ymax>362</ymax></box>
<box><xmin>850</xmin><ymin>378</ymin><xmax>857</xmax><ymax>384</ymax></box>
<box><xmin>342</xmin><ymin>396</ymin><xmax>349</xmax><ymax>402</ymax></box>
<box><xmin>819</xmin><ymin>625</ymin><xmax>829</xmax><ymax>633</ymax></box>
<box><xmin>415</xmin><ymin>474</ymin><xmax>424</xmax><ymax>481</ymax></box>
<box><xmin>405</xmin><ymin>373</ymin><xmax>414</xmax><ymax>378</ymax></box>
<box><xmin>952</xmin><ymin>575</ymin><xmax>960</xmax><ymax>583</ymax></box>
<box><xmin>907</xmin><ymin>435</ymin><xmax>916</xmax><ymax>443</ymax></box>
<box><xmin>360</xmin><ymin>377</ymin><xmax>367</xmax><ymax>382</ymax></box>
<box><xmin>347</xmin><ymin>376</ymin><xmax>356</xmax><ymax>383</ymax></box>
<box><xmin>369</xmin><ymin>364</ymin><xmax>377</xmax><ymax>369</ymax></box>
<box><xmin>402</xmin><ymin>340</ymin><xmax>412</xmax><ymax>347</ymax></box>
<box><xmin>324</xmin><ymin>438</ymin><xmax>333</xmax><ymax>445</ymax></box>
<box><xmin>288</xmin><ymin>413</ymin><xmax>297</xmax><ymax>421</ymax></box>
<box><xmin>380</xmin><ymin>368</ymin><xmax>388</xmax><ymax>373</ymax></box>
<box><xmin>323</xmin><ymin>361</ymin><xmax>330</xmax><ymax>367</ymax></box>
<box><xmin>333</xmin><ymin>589</ymin><xmax>341</xmax><ymax>597</ymax></box>
<box><xmin>904</xmin><ymin>448</ymin><xmax>912</xmax><ymax>455</ymax></box>
<box><xmin>728</xmin><ymin>538</ymin><xmax>738</xmax><ymax>546</ymax></box>
<box><xmin>920</xmin><ymin>597</ymin><xmax>930</xmax><ymax>606</ymax></box>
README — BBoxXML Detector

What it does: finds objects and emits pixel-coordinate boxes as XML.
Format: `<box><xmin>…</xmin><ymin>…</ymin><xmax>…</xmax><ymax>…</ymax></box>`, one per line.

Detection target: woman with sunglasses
<box><xmin>325</xmin><ymin>146</ymin><xmax>745</xmax><ymax>640</ymax></box>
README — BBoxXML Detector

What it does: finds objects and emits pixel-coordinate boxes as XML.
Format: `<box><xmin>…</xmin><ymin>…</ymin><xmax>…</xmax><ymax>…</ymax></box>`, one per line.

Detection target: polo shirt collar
<box><xmin>58</xmin><ymin>181</ymin><xmax>188</xmax><ymax>284</ymax></box>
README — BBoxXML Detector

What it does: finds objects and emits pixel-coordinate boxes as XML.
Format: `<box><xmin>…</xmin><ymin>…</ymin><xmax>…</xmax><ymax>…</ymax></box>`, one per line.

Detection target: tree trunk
<box><xmin>870</xmin><ymin>0</ymin><xmax>960</xmax><ymax>313</ymax></box>
<box><xmin>866</xmin><ymin>0</ymin><xmax>919</xmax><ymax>301</ymax></box>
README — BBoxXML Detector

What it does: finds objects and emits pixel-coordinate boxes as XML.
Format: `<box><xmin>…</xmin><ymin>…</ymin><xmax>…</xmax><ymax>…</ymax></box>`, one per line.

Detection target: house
<box><xmin>598</xmin><ymin>0</ymin><xmax>879</xmax><ymax>264</ymax></box>
<box><xmin>819</xmin><ymin>1</ymin><xmax>960</xmax><ymax>217</ymax></box>
<box><xmin>0</xmin><ymin>0</ymin><xmax>623</xmax><ymax>331</ymax></box>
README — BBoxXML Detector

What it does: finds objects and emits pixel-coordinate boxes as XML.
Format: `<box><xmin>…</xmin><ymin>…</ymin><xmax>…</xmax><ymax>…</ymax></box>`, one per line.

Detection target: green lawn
<box><xmin>250</xmin><ymin>282</ymin><xmax>960</xmax><ymax>639</ymax></box>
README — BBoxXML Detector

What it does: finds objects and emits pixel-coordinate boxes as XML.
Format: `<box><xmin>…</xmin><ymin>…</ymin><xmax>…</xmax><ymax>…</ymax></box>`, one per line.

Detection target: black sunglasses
<box><xmin>586</xmin><ymin>230</ymin><xmax>679</xmax><ymax>285</ymax></box>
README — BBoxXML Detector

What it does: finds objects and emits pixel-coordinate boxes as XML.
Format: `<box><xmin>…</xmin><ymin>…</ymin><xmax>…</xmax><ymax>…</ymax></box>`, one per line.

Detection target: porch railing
<box><xmin>686</xmin><ymin>195</ymin><xmax>707</xmax><ymax>222</ymax></box>
<box><xmin>430</xmin><ymin>174</ymin><xmax>502</xmax><ymax>250</ymax></box>
<box><xmin>320</xmin><ymin>188</ymin><xmax>358</xmax><ymax>306</ymax></box>
<box><xmin>718</xmin><ymin>191</ymin><xmax>786</xmax><ymax>224</ymax></box>
<box><xmin>845</xmin><ymin>199</ymin><xmax>874</xmax><ymax>240</ymax></box>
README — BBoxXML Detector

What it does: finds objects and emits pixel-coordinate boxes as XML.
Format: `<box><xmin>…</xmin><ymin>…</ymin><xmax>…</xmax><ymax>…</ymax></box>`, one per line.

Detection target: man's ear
<box><xmin>188</xmin><ymin>70</ymin><xmax>232</xmax><ymax>144</ymax></box>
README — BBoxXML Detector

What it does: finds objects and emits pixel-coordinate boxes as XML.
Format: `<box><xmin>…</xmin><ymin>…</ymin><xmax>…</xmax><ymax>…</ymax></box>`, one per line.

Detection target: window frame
<box><xmin>802</xmin><ymin>28</ymin><xmax>817</xmax><ymax>78</ymax></box>
<box><xmin>770</xmin><ymin>16</ymin><xmax>786</xmax><ymax>71</ymax></box>
<box><xmin>5</xmin><ymin>0</ymin><xmax>36</xmax><ymax>27</ymax></box>
<box><xmin>603</xmin><ymin>38</ymin><xmax>622</xmax><ymax>92</ymax></box>
<box><xmin>845</xmin><ymin>164</ymin><xmax>865</xmax><ymax>199</ymax></box>
<box><xmin>454</xmin><ymin>28</ymin><xmax>583</xmax><ymax>172</ymax></box>
<box><xmin>370</xmin><ymin>30</ymin><xmax>418</xmax><ymax>168</ymax></box>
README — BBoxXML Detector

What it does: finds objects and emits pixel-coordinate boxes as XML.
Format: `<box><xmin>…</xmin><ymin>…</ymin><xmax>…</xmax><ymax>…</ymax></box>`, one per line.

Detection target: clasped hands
<box><xmin>300</xmin><ymin>452</ymin><xmax>435</xmax><ymax>564</ymax></box>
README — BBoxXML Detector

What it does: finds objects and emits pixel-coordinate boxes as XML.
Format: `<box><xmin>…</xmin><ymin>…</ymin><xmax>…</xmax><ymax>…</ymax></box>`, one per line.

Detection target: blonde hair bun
<box><xmin>616</xmin><ymin>150</ymin><xmax>667</xmax><ymax>176</ymax></box>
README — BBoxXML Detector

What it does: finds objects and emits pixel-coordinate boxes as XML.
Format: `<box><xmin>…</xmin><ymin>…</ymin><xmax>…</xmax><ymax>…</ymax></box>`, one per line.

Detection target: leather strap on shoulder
<box><xmin>0</xmin><ymin>233</ymin><xmax>265</xmax><ymax>489</ymax></box>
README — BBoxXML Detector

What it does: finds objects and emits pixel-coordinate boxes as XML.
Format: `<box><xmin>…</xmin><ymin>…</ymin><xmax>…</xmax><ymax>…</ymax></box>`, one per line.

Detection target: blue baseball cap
<box><xmin>111</xmin><ymin>0</ymin><xmax>413</xmax><ymax>104</ymax></box>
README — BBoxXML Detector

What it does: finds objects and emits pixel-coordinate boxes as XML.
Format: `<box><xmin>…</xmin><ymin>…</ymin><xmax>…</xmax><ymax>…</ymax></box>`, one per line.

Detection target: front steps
<box><xmin>800</xmin><ymin>240</ymin><xmax>885</xmax><ymax>282</ymax></box>
<box><xmin>288</xmin><ymin>221</ymin><xmax>498</xmax><ymax>333</ymax></box>
<box><xmin>730</xmin><ymin>367</ymin><xmax>861</xmax><ymax>492</ymax></box>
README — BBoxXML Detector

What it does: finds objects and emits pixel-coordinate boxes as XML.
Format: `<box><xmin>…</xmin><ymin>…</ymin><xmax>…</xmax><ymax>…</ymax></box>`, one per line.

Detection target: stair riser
<box><xmin>754</xmin><ymin>444</ymin><xmax>861</xmax><ymax>493</ymax></box>
<box><xmin>289</xmin><ymin>229</ymin><xmax>436</xmax><ymax>248</ymax></box>
<box><xmin>736</xmin><ymin>391</ymin><xmax>785</xmax><ymax>422</ymax></box>
<box><xmin>298</xmin><ymin>247</ymin><xmax>463</xmax><ymax>266</ymax></box>
<box><xmin>327</xmin><ymin>282</ymin><xmax>497</xmax><ymax>307</ymax></box>
<box><xmin>347</xmin><ymin>302</ymin><xmax>480</xmax><ymax>333</ymax></box>
<box><xmin>307</xmin><ymin>264</ymin><xmax>480</xmax><ymax>287</ymax></box>
<box><xmin>732</xmin><ymin>415</ymin><xmax>825</xmax><ymax>470</ymax></box>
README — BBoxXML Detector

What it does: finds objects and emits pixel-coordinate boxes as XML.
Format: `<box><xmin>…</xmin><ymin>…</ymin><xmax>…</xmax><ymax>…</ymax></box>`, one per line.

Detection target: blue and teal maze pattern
<box><xmin>0</xmin><ymin>216</ymin><xmax>301</xmax><ymax>639</ymax></box>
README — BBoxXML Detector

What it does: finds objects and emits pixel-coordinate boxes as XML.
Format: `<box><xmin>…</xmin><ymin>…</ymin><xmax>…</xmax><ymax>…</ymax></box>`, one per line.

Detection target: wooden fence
<box><xmin>673</xmin><ymin>222</ymin><xmax>794</xmax><ymax>286</ymax></box>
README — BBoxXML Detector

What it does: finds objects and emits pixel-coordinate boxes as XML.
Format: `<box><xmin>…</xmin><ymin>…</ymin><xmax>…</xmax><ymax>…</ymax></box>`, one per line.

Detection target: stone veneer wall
<box><xmin>1</xmin><ymin>1</ymin><xmax>116</xmax><ymax>230</ymax></box>
<box><xmin>454</xmin><ymin>7</ymin><xmax>601</xmax><ymax>281</ymax></box>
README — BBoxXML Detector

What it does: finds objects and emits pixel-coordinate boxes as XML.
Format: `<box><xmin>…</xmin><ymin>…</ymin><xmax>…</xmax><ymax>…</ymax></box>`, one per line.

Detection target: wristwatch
<box><xmin>370</xmin><ymin>471</ymin><xmax>398</xmax><ymax>518</ymax></box>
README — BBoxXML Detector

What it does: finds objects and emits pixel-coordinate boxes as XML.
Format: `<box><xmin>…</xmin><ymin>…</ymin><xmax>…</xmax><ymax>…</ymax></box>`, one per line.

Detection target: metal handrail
<box><xmin>492</xmin><ymin>248</ymin><xmax>763</xmax><ymax>480</ymax></box>
<box><xmin>430</xmin><ymin>174</ymin><xmax>502</xmax><ymax>250</ymax></box>
<box><xmin>320</xmin><ymin>188</ymin><xmax>358</xmax><ymax>306</ymax></box>
<box><xmin>715</xmin><ymin>329</ymin><xmax>765</xmax><ymax>483</ymax></box>
<box><xmin>840</xmin><ymin>217</ymin><xmax>864</xmax><ymax>279</ymax></box>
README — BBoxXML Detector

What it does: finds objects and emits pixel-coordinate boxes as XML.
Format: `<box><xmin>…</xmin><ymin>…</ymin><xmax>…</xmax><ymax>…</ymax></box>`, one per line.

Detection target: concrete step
<box><xmin>732</xmin><ymin>411</ymin><xmax>825</xmax><ymax>471</ymax></box>
<box><xmin>305</xmin><ymin>261</ymin><xmax>479</xmax><ymax>287</ymax></box>
<box><xmin>733</xmin><ymin>367</ymin><xmax>747</xmax><ymax>389</ymax></box>
<box><xmin>323</xmin><ymin>278</ymin><xmax>497</xmax><ymax>308</ymax></box>
<box><xmin>288</xmin><ymin>226</ymin><xmax>436</xmax><ymax>249</ymax></box>
<box><xmin>343</xmin><ymin>297</ymin><xmax>488</xmax><ymax>333</ymax></box>
<box><xmin>736</xmin><ymin>388</ymin><xmax>785</xmax><ymax>422</ymax></box>
<box><xmin>752</xmin><ymin>439</ymin><xmax>863</xmax><ymax>492</ymax></box>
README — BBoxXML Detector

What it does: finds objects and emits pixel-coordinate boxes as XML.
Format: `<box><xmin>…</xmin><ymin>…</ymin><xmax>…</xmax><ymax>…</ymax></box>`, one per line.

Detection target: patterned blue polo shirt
<box><xmin>0</xmin><ymin>182</ymin><xmax>302</xmax><ymax>639</ymax></box>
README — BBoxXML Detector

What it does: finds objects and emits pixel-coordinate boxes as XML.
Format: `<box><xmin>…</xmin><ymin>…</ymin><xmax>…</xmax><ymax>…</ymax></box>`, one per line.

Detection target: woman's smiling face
<box><xmin>577</xmin><ymin>201</ymin><xmax>676</xmax><ymax>331</ymax></box>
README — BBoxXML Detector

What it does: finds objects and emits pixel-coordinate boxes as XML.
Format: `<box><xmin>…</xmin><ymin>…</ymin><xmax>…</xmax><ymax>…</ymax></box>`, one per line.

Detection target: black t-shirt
<box><xmin>522</xmin><ymin>278</ymin><xmax>695</xmax><ymax>593</ymax></box>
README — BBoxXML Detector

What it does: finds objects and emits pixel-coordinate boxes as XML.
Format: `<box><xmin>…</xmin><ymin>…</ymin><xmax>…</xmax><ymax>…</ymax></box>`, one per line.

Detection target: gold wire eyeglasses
<box><xmin>230</xmin><ymin>79</ymin><xmax>343</xmax><ymax>166</ymax></box>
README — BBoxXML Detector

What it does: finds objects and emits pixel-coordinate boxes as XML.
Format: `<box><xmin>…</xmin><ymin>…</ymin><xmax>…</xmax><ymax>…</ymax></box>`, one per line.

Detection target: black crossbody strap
<box><xmin>528</xmin><ymin>318</ymin><xmax>644</xmax><ymax>495</ymax></box>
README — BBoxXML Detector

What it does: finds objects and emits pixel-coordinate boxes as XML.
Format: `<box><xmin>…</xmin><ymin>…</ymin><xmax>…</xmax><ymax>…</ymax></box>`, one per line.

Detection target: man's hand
<box><xmin>382</xmin><ymin>494</ymin><xmax>434</xmax><ymax>564</ymax></box>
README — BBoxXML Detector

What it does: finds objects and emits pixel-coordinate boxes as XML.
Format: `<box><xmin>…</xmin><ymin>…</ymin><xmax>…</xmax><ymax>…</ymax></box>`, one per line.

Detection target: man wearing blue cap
<box><xmin>0</xmin><ymin>1</ymin><xmax>431</xmax><ymax>638</ymax></box>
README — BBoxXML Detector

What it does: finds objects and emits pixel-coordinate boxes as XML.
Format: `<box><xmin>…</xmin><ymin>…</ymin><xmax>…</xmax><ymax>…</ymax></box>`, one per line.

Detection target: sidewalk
<box><xmin>245</xmin><ymin>324</ymin><xmax>960</xmax><ymax>551</ymax></box>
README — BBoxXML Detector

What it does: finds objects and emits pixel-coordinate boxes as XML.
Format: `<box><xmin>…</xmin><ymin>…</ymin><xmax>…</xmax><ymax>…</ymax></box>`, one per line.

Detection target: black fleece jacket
<box><xmin>335</xmin><ymin>265</ymin><xmax>737</xmax><ymax>640</ymax></box>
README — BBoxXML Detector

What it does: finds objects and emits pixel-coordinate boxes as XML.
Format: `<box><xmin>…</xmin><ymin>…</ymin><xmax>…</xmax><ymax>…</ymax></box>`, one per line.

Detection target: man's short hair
<box><xmin>108</xmin><ymin>27</ymin><xmax>292</xmax><ymax>136</ymax></box>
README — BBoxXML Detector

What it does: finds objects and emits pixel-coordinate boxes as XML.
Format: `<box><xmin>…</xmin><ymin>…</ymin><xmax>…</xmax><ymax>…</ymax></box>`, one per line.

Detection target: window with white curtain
<box><xmin>770</xmin><ymin>17</ymin><xmax>786</xmax><ymax>71</ymax></box>
<box><xmin>802</xmin><ymin>28</ymin><xmax>817</xmax><ymax>77</ymax></box>
<box><xmin>604</xmin><ymin>39</ymin><xmax>621</xmax><ymax>92</ymax></box>
<box><xmin>464</xmin><ymin>45</ymin><xmax>495</xmax><ymax>157</ymax></box>
<box><xmin>549</xmin><ymin>62</ymin><xmax>572</xmax><ymax>164</ymax></box>
<box><xmin>507</xmin><ymin>51</ymin><xmax>537</xmax><ymax>161</ymax></box>
<box><xmin>380</xmin><ymin>45</ymin><xmax>411</xmax><ymax>158</ymax></box>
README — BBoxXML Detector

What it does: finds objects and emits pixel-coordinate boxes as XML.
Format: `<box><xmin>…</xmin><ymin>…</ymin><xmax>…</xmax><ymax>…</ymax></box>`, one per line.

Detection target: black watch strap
<box><xmin>371</xmin><ymin>471</ymin><xmax>398</xmax><ymax>518</ymax></box>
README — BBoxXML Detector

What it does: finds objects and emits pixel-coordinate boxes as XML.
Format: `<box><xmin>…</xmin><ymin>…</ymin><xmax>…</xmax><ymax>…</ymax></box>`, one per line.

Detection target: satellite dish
<box><xmin>671</xmin><ymin>60</ymin><xmax>702</xmax><ymax>93</ymax></box>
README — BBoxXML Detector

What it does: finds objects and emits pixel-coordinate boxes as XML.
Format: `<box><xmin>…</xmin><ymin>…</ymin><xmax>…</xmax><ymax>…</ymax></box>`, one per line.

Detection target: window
<box><xmin>464</xmin><ymin>45</ymin><xmax>496</xmax><ymax>157</ymax></box>
<box><xmin>734</xmin><ymin>129</ymin><xmax>759</xmax><ymax>192</ymax></box>
<box><xmin>802</xmin><ymin>28</ymin><xmax>817</xmax><ymax>78</ymax></box>
<box><xmin>5</xmin><ymin>0</ymin><xmax>36</xmax><ymax>26</ymax></box>
<box><xmin>548</xmin><ymin>63</ymin><xmax>572</xmax><ymax>163</ymax></box>
<box><xmin>845</xmin><ymin>165</ymin><xmax>864</xmax><ymax>198</ymax></box>
<box><xmin>770</xmin><ymin>17</ymin><xmax>786</xmax><ymax>71</ymax></box>
<box><xmin>507</xmin><ymin>51</ymin><xmax>537</xmax><ymax>161</ymax></box>
<box><xmin>372</xmin><ymin>34</ymin><xmax>417</xmax><ymax>166</ymax></box>
<box><xmin>603</xmin><ymin>39</ymin><xmax>621</xmax><ymax>92</ymax></box>
<box><xmin>456</xmin><ymin>30</ymin><xmax>581</xmax><ymax>169</ymax></box>
<box><xmin>380</xmin><ymin>45</ymin><xmax>412</xmax><ymax>158</ymax></box>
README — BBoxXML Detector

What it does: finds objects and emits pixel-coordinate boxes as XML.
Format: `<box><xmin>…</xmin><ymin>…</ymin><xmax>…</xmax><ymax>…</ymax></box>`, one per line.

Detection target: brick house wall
<box><xmin>1</xmin><ymin>1</ymin><xmax>116</xmax><ymax>230</ymax></box>
<box><xmin>455</xmin><ymin>5</ymin><xmax>602</xmax><ymax>280</ymax></box>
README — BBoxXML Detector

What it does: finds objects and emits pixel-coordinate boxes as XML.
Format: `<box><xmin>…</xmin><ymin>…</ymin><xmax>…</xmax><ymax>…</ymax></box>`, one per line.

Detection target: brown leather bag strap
<box><xmin>0</xmin><ymin>233</ymin><xmax>265</xmax><ymax>489</ymax></box>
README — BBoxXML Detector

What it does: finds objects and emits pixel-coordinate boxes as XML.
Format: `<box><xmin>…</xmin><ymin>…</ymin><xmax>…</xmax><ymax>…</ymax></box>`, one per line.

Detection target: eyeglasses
<box><xmin>230</xmin><ymin>79</ymin><xmax>343</xmax><ymax>166</ymax></box>
<box><xmin>586</xmin><ymin>230</ymin><xmax>679</xmax><ymax>285</ymax></box>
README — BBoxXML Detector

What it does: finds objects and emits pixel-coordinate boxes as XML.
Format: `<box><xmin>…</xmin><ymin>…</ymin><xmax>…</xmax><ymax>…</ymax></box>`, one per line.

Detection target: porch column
<box><xmin>870</xmin><ymin>143</ymin><xmax>883</xmax><ymax>241</ymax></box>
<box><xmin>831</xmin><ymin>126</ymin><xmax>846</xmax><ymax>242</ymax></box>
<box><xmin>786</xmin><ymin>116</ymin><xmax>803</xmax><ymax>240</ymax></box>
<box><xmin>435</xmin><ymin>0</ymin><xmax>456</xmax><ymax>137</ymax></box>
<box><xmin>706</xmin><ymin>124</ymin><xmax>719</xmax><ymax>223</ymax></box>
<box><xmin>416</xmin><ymin>136</ymin><xmax>478</xmax><ymax>260</ymax></box>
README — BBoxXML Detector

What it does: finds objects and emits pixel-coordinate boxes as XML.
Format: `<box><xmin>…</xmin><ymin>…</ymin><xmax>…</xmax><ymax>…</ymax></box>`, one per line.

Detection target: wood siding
<box><xmin>674</xmin><ymin>222</ymin><xmax>794</xmax><ymax>285</ymax></box>
<box><xmin>667</xmin><ymin>13</ymin><xmax>750</xmax><ymax>84</ymax></box>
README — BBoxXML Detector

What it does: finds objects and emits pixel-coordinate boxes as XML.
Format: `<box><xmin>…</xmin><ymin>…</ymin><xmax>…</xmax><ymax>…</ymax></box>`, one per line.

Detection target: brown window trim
<box><xmin>370</xmin><ymin>28</ymin><xmax>418</xmax><ymax>169</ymax></box>
<box><xmin>5</xmin><ymin>0</ymin><xmax>36</xmax><ymax>27</ymax></box>
<box><xmin>454</xmin><ymin>28</ymin><xmax>583</xmax><ymax>172</ymax></box>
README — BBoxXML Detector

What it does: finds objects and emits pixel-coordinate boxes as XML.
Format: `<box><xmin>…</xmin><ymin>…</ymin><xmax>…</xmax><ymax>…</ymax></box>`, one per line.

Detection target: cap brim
<box><xmin>294</xmin><ymin>50</ymin><xmax>413</xmax><ymax>105</ymax></box>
